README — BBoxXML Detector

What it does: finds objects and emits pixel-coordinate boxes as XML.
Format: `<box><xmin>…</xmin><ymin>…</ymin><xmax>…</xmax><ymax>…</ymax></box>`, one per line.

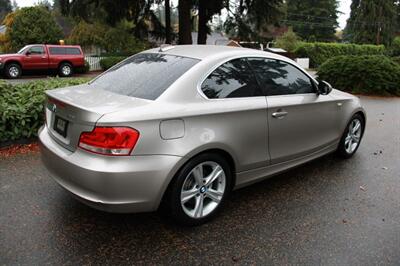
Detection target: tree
<box><xmin>196</xmin><ymin>0</ymin><xmax>224</xmax><ymax>44</ymax></box>
<box><xmin>225</xmin><ymin>0</ymin><xmax>284</xmax><ymax>41</ymax></box>
<box><xmin>165</xmin><ymin>0</ymin><xmax>172</xmax><ymax>43</ymax></box>
<box><xmin>275</xmin><ymin>27</ymin><xmax>301</xmax><ymax>52</ymax></box>
<box><xmin>58</xmin><ymin>0</ymin><xmax>165</xmax><ymax>40</ymax></box>
<box><xmin>178</xmin><ymin>0</ymin><xmax>192</xmax><ymax>44</ymax></box>
<box><xmin>67</xmin><ymin>21</ymin><xmax>106</xmax><ymax>49</ymax></box>
<box><xmin>345</xmin><ymin>0</ymin><xmax>397</xmax><ymax>45</ymax></box>
<box><xmin>0</xmin><ymin>0</ymin><xmax>12</xmax><ymax>22</ymax></box>
<box><xmin>5</xmin><ymin>7</ymin><xmax>63</xmax><ymax>51</ymax></box>
<box><xmin>285</xmin><ymin>0</ymin><xmax>339</xmax><ymax>42</ymax></box>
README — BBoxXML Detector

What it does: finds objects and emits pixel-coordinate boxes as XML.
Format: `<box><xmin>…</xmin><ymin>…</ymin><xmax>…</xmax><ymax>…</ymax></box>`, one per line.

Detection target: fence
<box><xmin>84</xmin><ymin>56</ymin><xmax>105</xmax><ymax>71</ymax></box>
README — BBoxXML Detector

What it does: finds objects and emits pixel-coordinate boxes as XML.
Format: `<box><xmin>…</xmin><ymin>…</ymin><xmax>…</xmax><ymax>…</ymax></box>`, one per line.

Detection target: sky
<box><xmin>15</xmin><ymin>0</ymin><xmax>352</xmax><ymax>29</ymax></box>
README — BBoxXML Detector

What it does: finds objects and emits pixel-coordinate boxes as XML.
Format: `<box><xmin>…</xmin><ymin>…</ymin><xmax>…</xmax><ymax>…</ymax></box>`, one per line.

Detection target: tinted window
<box><xmin>49</xmin><ymin>47</ymin><xmax>66</xmax><ymax>55</ymax></box>
<box><xmin>66</xmin><ymin>48</ymin><xmax>81</xmax><ymax>55</ymax></box>
<box><xmin>28</xmin><ymin>46</ymin><xmax>44</xmax><ymax>55</ymax></box>
<box><xmin>201</xmin><ymin>58</ymin><xmax>262</xmax><ymax>99</ymax></box>
<box><xmin>248</xmin><ymin>58</ymin><xmax>314</xmax><ymax>96</ymax></box>
<box><xmin>90</xmin><ymin>53</ymin><xmax>200</xmax><ymax>100</ymax></box>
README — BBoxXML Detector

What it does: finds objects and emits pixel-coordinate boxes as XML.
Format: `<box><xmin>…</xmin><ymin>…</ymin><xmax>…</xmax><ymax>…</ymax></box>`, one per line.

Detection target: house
<box><xmin>191</xmin><ymin>32</ymin><xmax>229</xmax><ymax>45</ymax></box>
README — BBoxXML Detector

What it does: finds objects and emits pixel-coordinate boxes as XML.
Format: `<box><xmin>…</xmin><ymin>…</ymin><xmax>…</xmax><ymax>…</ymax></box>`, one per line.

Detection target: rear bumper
<box><xmin>39</xmin><ymin>125</ymin><xmax>182</xmax><ymax>213</ymax></box>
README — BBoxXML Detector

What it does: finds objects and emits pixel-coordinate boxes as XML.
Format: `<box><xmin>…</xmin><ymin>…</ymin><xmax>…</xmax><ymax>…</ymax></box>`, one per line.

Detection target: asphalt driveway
<box><xmin>0</xmin><ymin>96</ymin><xmax>399</xmax><ymax>265</ymax></box>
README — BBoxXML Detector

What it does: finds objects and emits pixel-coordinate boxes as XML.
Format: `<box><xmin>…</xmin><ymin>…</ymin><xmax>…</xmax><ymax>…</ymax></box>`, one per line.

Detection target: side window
<box><xmin>248</xmin><ymin>58</ymin><xmax>315</xmax><ymax>96</ymax></box>
<box><xmin>28</xmin><ymin>46</ymin><xmax>45</xmax><ymax>55</ymax></box>
<box><xmin>201</xmin><ymin>58</ymin><xmax>262</xmax><ymax>99</ymax></box>
<box><xmin>49</xmin><ymin>47</ymin><xmax>66</xmax><ymax>55</ymax></box>
<box><xmin>66</xmin><ymin>48</ymin><xmax>81</xmax><ymax>55</ymax></box>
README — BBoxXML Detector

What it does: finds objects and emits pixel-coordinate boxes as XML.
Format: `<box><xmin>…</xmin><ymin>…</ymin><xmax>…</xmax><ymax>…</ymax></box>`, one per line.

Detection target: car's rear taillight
<box><xmin>78</xmin><ymin>127</ymin><xmax>139</xmax><ymax>156</ymax></box>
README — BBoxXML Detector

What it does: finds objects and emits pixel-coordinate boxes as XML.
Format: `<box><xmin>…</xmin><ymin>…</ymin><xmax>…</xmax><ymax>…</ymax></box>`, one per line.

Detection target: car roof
<box><xmin>145</xmin><ymin>45</ymin><xmax>287</xmax><ymax>61</ymax></box>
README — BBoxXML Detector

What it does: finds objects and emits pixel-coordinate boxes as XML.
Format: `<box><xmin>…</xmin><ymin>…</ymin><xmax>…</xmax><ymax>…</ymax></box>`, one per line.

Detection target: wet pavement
<box><xmin>1</xmin><ymin>96</ymin><xmax>399</xmax><ymax>265</ymax></box>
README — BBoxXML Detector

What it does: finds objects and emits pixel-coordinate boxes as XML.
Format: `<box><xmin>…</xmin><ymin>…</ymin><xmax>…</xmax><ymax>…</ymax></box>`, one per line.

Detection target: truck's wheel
<box><xmin>59</xmin><ymin>62</ymin><xmax>73</xmax><ymax>77</ymax></box>
<box><xmin>5</xmin><ymin>63</ymin><xmax>22</xmax><ymax>79</ymax></box>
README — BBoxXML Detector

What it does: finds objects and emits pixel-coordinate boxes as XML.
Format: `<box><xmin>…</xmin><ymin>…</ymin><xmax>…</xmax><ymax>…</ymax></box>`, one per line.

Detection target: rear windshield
<box><xmin>89</xmin><ymin>53</ymin><xmax>200</xmax><ymax>100</ymax></box>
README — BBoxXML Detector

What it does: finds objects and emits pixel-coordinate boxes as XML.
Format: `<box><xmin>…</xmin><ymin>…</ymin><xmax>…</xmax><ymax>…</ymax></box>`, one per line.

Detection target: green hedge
<box><xmin>0</xmin><ymin>78</ymin><xmax>89</xmax><ymax>143</ymax></box>
<box><xmin>295</xmin><ymin>42</ymin><xmax>385</xmax><ymax>68</ymax></box>
<box><xmin>392</xmin><ymin>56</ymin><xmax>400</xmax><ymax>66</ymax></box>
<box><xmin>100</xmin><ymin>56</ymin><xmax>127</xmax><ymax>70</ymax></box>
<box><xmin>317</xmin><ymin>55</ymin><xmax>400</xmax><ymax>96</ymax></box>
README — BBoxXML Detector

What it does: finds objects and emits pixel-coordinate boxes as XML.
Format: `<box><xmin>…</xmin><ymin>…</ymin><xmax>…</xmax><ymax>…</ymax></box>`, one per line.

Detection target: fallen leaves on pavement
<box><xmin>0</xmin><ymin>143</ymin><xmax>39</xmax><ymax>157</ymax></box>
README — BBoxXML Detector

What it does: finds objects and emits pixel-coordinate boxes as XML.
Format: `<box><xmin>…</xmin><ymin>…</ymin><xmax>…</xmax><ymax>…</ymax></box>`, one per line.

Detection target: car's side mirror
<box><xmin>25</xmin><ymin>51</ymin><xmax>31</xmax><ymax>56</ymax></box>
<box><xmin>317</xmin><ymin>80</ymin><xmax>333</xmax><ymax>95</ymax></box>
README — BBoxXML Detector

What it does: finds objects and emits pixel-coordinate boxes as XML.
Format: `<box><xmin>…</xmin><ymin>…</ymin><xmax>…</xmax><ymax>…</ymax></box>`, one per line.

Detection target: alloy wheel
<box><xmin>180</xmin><ymin>161</ymin><xmax>226</xmax><ymax>219</ymax></box>
<box><xmin>62</xmin><ymin>65</ymin><xmax>71</xmax><ymax>76</ymax></box>
<box><xmin>9</xmin><ymin>66</ymin><xmax>20</xmax><ymax>78</ymax></box>
<box><xmin>345</xmin><ymin>118</ymin><xmax>362</xmax><ymax>154</ymax></box>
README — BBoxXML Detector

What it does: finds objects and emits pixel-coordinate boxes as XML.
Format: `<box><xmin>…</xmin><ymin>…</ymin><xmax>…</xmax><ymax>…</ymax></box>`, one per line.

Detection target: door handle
<box><xmin>272</xmin><ymin>111</ymin><xmax>288</xmax><ymax>119</ymax></box>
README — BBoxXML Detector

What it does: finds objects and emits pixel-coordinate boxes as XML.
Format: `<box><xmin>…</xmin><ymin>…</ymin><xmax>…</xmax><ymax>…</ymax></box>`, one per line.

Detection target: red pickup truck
<box><xmin>0</xmin><ymin>44</ymin><xmax>85</xmax><ymax>79</ymax></box>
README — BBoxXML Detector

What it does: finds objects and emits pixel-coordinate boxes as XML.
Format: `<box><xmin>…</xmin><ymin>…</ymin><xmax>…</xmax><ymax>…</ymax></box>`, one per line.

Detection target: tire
<box><xmin>5</xmin><ymin>63</ymin><xmax>22</xmax><ymax>79</ymax></box>
<box><xmin>58</xmin><ymin>62</ymin><xmax>73</xmax><ymax>77</ymax></box>
<box><xmin>337</xmin><ymin>113</ymin><xmax>365</xmax><ymax>159</ymax></box>
<box><xmin>162</xmin><ymin>153</ymin><xmax>232</xmax><ymax>226</ymax></box>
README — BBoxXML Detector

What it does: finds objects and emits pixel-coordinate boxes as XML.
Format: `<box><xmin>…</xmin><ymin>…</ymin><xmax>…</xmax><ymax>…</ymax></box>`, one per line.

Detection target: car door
<box><xmin>23</xmin><ymin>45</ymin><xmax>48</xmax><ymax>69</ymax></box>
<box><xmin>199</xmin><ymin>58</ymin><xmax>270</xmax><ymax>171</ymax></box>
<box><xmin>248</xmin><ymin>57</ymin><xmax>339</xmax><ymax>164</ymax></box>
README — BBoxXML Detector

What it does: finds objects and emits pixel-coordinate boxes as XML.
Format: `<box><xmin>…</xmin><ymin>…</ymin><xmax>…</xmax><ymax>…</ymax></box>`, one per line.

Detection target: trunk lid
<box><xmin>45</xmin><ymin>83</ymin><xmax>151</xmax><ymax>151</ymax></box>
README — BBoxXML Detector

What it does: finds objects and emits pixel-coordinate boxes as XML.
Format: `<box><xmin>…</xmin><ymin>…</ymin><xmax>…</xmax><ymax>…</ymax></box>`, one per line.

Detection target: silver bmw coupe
<box><xmin>39</xmin><ymin>45</ymin><xmax>366</xmax><ymax>225</ymax></box>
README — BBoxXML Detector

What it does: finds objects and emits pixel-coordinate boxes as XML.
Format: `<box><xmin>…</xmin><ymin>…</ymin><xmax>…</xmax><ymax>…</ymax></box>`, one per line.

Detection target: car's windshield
<box><xmin>90</xmin><ymin>53</ymin><xmax>200</xmax><ymax>100</ymax></box>
<box><xmin>17</xmin><ymin>46</ymin><xmax>30</xmax><ymax>54</ymax></box>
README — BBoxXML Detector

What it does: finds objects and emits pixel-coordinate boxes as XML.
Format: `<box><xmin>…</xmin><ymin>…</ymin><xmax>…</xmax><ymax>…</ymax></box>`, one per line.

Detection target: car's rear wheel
<box><xmin>5</xmin><ymin>63</ymin><xmax>22</xmax><ymax>79</ymax></box>
<box><xmin>337</xmin><ymin>113</ymin><xmax>364</xmax><ymax>158</ymax></box>
<box><xmin>59</xmin><ymin>62</ymin><xmax>73</xmax><ymax>77</ymax></box>
<box><xmin>163</xmin><ymin>153</ymin><xmax>232</xmax><ymax>226</ymax></box>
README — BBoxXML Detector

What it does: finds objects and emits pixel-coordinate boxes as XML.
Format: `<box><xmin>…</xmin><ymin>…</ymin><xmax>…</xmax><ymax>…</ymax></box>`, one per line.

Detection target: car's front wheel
<box><xmin>5</xmin><ymin>63</ymin><xmax>22</xmax><ymax>79</ymax></box>
<box><xmin>337</xmin><ymin>113</ymin><xmax>365</xmax><ymax>158</ymax></box>
<box><xmin>163</xmin><ymin>153</ymin><xmax>232</xmax><ymax>226</ymax></box>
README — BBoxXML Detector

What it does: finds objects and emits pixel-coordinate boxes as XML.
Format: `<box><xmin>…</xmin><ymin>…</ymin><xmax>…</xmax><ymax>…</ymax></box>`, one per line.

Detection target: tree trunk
<box><xmin>376</xmin><ymin>6</ymin><xmax>382</xmax><ymax>45</ymax></box>
<box><xmin>178</xmin><ymin>0</ymin><xmax>192</xmax><ymax>44</ymax></box>
<box><xmin>165</xmin><ymin>0</ymin><xmax>172</xmax><ymax>44</ymax></box>
<box><xmin>197</xmin><ymin>0</ymin><xmax>208</xmax><ymax>44</ymax></box>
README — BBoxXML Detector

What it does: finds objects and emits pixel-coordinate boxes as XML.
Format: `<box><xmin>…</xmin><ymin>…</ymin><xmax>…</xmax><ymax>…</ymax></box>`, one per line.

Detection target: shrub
<box><xmin>0</xmin><ymin>78</ymin><xmax>89</xmax><ymax>143</ymax></box>
<box><xmin>388</xmin><ymin>37</ymin><xmax>400</xmax><ymax>56</ymax></box>
<box><xmin>274</xmin><ymin>27</ymin><xmax>301</xmax><ymax>53</ymax></box>
<box><xmin>68</xmin><ymin>20</ymin><xmax>150</xmax><ymax>56</ymax></box>
<box><xmin>317</xmin><ymin>55</ymin><xmax>400</xmax><ymax>96</ymax></box>
<box><xmin>99</xmin><ymin>56</ymin><xmax>127</xmax><ymax>70</ymax></box>
<box><xmin>295</xmin><ymin>42</ymin><xmax>385</xmax><ymax>68</ymax></box>
<box><xmin>67</xmin><ymin>21</ymin><xmax>106</xmax><ymax>49</ymax></box>
<box><xmin>102</xmin><ymin>27</ymin><xmax>150</xmax><ymax>55</ymax></box>
<box><xmin>392</xmin><ymin>56</ymin><xmax>400</xmax><ymax>66</ymax></box>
